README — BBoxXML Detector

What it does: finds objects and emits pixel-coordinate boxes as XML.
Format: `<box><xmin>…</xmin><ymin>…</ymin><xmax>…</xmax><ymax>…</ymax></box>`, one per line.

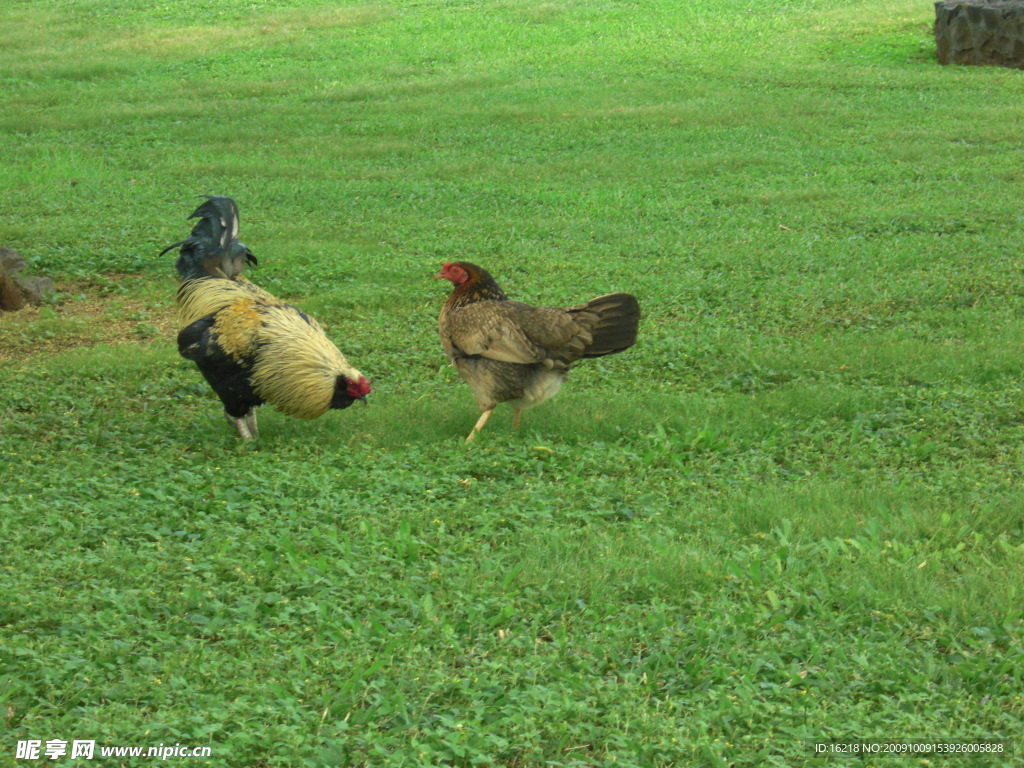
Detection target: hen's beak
<box><xmin>433</xmin><ymin>271</ymin><xmax>445</xmax><ymax>280</ymax></box>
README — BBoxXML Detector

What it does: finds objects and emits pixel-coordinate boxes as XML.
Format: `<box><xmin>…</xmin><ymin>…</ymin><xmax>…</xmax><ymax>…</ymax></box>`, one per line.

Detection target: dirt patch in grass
<box><xmin>0</xmin><ymin>280</ymin><xmax>176</xmax><ymax>363</ymax></box>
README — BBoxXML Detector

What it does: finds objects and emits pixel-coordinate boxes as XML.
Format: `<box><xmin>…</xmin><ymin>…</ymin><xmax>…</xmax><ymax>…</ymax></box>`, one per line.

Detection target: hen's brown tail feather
<box><xmin>572</xmin><ymin>292</ymin><xmax>640</xmax><ymax>358</ymax></box>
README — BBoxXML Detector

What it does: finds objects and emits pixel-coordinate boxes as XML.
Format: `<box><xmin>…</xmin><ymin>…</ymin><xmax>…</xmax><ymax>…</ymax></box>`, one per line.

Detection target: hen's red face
<box><xmin>435</xmin><ymin>262</ymin><xmax>470</xmax><ymax>285</ymax></box>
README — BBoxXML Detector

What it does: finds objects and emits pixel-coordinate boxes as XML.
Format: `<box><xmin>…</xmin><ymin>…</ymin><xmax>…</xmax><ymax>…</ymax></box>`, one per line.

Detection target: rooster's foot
<box><xmin>226</xmin><ymin>411</ymin><xmax>255</xmax><ymax>440</ymax></box>
<box><xmin>244</xmin><ymin>410</ymin><xmax>259</xmax><ymax>439</ymax></box>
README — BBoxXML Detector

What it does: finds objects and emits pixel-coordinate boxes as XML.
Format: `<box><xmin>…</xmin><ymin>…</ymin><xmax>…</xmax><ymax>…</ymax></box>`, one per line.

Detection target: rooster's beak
<box><xmin>357</xmin><ymin>396</ymin><xmax>368</xmax><ymax>405</ymax></box>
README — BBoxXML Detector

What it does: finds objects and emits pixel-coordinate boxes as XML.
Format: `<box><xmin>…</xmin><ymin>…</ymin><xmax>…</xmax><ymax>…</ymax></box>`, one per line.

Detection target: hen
<box><xmin>436</xmin><ymin>261</ymin><xmax>639</xmax><ymax>442</ymax></box>
<box><xmin>162</xmin><ymin>196</ymin><xmax>370</xmax><ymax>439</ymax></box>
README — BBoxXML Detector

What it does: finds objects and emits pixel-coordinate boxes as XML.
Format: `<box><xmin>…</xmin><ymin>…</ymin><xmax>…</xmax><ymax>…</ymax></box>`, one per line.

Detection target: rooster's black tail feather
<box><xmin>162</xmin><ymin>196</ymin><xmax>255</xmax><ymax>281</ymax></box>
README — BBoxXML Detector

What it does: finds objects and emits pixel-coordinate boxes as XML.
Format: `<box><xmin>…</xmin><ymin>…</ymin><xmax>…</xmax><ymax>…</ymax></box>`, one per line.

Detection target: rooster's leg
<box><xmin>244</xmin><ymin>409</ymin><xmax>259</xmax><ymax>439</ymax></box>
<box><xmin>225</xmin><ymin>411</ymin><xmax>254</xmax><ymax>440</ymax></box>
<box><xmin>512</xmin><ymin>408</ymin><xmax>523</xmax><ymax>430</ymax></box>
<box><xmin>466</xmin><ymin>409</ymin><xmax>493</xmax><ymax>443</ymax></box>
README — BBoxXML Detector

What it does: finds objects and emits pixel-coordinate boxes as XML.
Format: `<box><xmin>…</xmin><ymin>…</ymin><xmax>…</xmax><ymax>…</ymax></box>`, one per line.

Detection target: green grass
<box><xmin>2</xmin><ymin>0</ymin><xmax>1023</xmax><ymax>765</ymax></box>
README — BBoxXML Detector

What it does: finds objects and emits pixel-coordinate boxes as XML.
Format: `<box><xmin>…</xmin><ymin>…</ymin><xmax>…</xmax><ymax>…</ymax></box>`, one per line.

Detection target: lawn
<box><xmin>1</xmin><ymin>0</ymin><xmax>1022</xmax><ymax>765</ymax></box>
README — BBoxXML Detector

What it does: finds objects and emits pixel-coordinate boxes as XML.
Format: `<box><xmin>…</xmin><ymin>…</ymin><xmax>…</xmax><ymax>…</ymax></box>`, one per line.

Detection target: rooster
<box><xmin>162</xmin><ymin>196</ymin><xmax>370</xmax><ymax>439</ymax></box>
<box><xmin>436</xmin><ymin>261</ymin><xmax>639</xmax><ymax>442</ymax></box>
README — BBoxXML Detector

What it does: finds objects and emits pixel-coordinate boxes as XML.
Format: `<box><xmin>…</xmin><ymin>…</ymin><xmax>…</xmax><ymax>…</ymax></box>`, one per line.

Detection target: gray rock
<box><xmin>0</xmin><ymin>247</ymin><xmax>55</xmax><ymax>310</ymax></box>
<box><xmin>0</xmin><ymin>247</ymin><xmax>26</xmax><ymax>276</ymax></box>
<box><xmin>0</xmin><ymin>271</ymin><xmax>25</xmax><ymax>311</ymax></box>
<box><xmin>935</xmin><ymin>0</ymin><xmax>1024</xmax><ymax>68</ymax></box>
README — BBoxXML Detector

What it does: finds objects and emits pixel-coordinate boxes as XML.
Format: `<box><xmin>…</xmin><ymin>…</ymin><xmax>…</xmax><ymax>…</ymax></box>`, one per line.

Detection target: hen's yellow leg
<box><xmin>466</xmin><ymin>409</ymin><xmax>494</xmax><ymax>443</ymax></box>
